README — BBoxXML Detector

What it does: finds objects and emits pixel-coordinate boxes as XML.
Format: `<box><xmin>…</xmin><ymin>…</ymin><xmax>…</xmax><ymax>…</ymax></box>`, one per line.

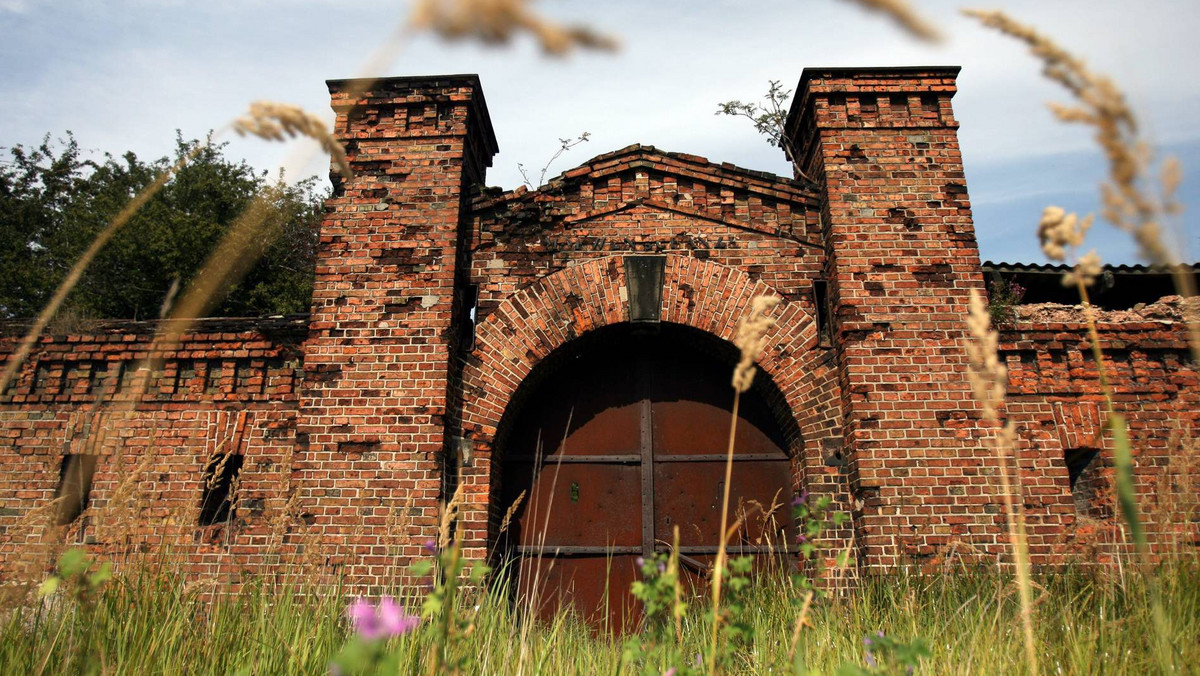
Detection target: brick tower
<box><xmin>295</xmin><ymin>76</ymin><xmax>497</xmax><ymax>583</ymax></box>
<box><xmin>785</xmin><ymin>67</ymin><xmax>1003</xmax><ymax>567</ymax></box>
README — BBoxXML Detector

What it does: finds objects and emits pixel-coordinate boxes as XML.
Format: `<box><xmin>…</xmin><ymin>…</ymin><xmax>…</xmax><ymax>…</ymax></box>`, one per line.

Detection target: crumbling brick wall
<box><xmin>1002</xmin><ymin>297</ymin><xmax>1200</xmax><ymax>563</ymax></box>
<box><xmin>1</xmin><ymin>69</ymin><xmax>1197</xmax><ymax>592</ymax></box>
<box><xmin>0</xmin><ymin>317</ymin><xmax>305</xmax><ymax>582</ymax></box>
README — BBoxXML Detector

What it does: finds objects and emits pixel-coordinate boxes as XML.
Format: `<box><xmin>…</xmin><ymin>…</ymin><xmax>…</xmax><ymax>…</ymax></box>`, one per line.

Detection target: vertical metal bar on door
<box><xmin>639</xmin><ymin>397</ymin><xmax>654</xmax><ymax>560</ymax></box>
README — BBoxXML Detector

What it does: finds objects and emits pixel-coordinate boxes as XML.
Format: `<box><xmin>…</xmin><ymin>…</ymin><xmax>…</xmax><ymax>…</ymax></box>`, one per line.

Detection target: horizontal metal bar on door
<box><xmin>655</xmin><ymin>454</ymin><xmax>787</xmax><ymax>463</ymax></box>
<box><xmin>507</xmin><ymin>454</ymin><xmax>641</xmax><ymax>464</ymax></box>
<box><xmin>515</xmin><ymin>545</ymin><xmax>641</xmax><ymax>555</ymax></box>
<box><xmin>663</xmin><ymin>545</ymin><xmax>799</xmax><ymax>555</ymax></box>
<box><xmin>516</xmin><ymin>544</ymin><xmax>797</xmax><ymax>556</ymax></box>
<box><xmin>506</xmin><ymin>453</ymin><xmax>787</xmax><ymax>464</ymax></box>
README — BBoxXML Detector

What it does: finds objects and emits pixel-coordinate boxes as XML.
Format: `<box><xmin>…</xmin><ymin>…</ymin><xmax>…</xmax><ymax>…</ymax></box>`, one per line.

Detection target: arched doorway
<box><xmin>495</xmin><ymin>323</ymin><xmax>798</xmax><ymax>629</ymax></box>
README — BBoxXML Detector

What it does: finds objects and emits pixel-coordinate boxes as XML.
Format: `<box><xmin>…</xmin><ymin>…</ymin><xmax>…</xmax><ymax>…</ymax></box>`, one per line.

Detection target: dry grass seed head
<box><xmin>964</xmin><ymin>9</ymin><xmax>1177</xmax><ymax>267</ymax></box>
<box><xmin>498</xmin><ymin>489</ymin><xmax>526</xmax><ymax>535</ymax></box>
<box><xmin>438</xmin><ymin>484</ymin><xmax>466</xmax><ymax>549</ymax></box>
<box><xmin>409</xmin><ymin>0</ymin><xmax>617</xmax><ymax>55</ymax></box>
<box><xmin>842</xmin><ymin>0</ymin><xmax>943</xmax><ymax>43</ymax></box>
<box><xmin>966</xmin><ymin>290</ymin><xmax>1007</xmax><ymax>419</ymax></box>
<box><xmin>1038</xmin><ymin>206</ymin><xmax>1102</xmax><ymax>286</ymax></box>
<box><xmin>732</xmin><ymin>296</ymin><xmax>782</xmax><ymax>393</ymax></box>
<box><xmin>232</xmin><ymin>102</ymin><xmax>352</xmax><ymax>179</ymax></box>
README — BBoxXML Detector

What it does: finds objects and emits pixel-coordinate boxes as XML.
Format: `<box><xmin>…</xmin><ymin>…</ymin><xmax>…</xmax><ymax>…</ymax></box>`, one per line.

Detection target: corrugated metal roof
<box><xmin>984</xmin><ymin>261</ymin><xmax>1200</xmax><ymax>274</ymax></box>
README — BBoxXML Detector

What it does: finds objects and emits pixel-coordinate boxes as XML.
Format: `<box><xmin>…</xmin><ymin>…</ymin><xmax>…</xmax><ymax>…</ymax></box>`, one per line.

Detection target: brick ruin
<box><xmin>1</xmin><ymin>67</ymin><xmax>1196</xmax><ymax>599</ymax></box>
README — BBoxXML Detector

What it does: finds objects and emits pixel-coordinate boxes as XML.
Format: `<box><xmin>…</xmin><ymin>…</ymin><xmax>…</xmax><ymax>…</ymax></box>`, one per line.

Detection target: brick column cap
<box><xmin>327</xmin><ymin>74</ymin><xmax>499</xmax><ymax>164</ymax></box>
<box><xmin>782</xmin><ymin>66</ymin><xmax>962</xmax><ymax>169</ymax></box>
<box><xmin>785</xmin><ymin>66</ymin><xmax>960</xmax><ymax>137</ymax></box>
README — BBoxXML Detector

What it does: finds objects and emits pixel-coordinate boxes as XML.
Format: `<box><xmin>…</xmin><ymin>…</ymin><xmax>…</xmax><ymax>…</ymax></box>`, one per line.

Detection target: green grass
<box><xmin>3</xmin><ymin>555</ymin><xmax>1198</xmax><ymax>675</ymax></box>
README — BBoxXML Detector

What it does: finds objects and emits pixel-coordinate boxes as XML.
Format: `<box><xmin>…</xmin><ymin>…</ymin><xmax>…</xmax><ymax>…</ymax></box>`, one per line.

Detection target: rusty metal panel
<box><xmin>516</xmin><ymin>555</ymin><xmax>642</xmax><ymax>632</ymax></box>
<box><xmin>564</xmin><ymin>403</ymin><xmax>642</xmax><ymax>455</ymax></box>
<box><xmin>651</xmin><ymin>400</ymin><xmax>785</xmax><ymax>455</ymax></box>
<box><xmin>507</xmin><ymin>382</ymin><xmax>641</xmax><ymax>457</ymax></box>
<box><xmin>509</xmin><ymin>462</ymin><xmax>642</xmax><ymax>548</ymax></box>
<box><xmin>652</xmin><ymin>460</ymin><xmax>794</xmax><ymax>549</ymax></box>
<box><xmin>499</xmin><ymin>322</ymin><xmax>802</xmax><ymax>631</ymax></box>
<box><xmin>665</xmin><ymin>551</ymin><xmax>797</xmax><ymax>597</ymax></box>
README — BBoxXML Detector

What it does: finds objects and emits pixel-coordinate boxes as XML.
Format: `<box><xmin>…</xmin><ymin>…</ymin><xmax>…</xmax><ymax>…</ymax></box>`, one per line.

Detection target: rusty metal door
<box><xmin>499</xmin><ymin>325</ymin><xmax>795</xmax><ymax>630</ymax></box>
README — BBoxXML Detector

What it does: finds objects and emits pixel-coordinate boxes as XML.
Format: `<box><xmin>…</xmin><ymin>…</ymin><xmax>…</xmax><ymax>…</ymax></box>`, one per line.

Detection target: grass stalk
<box><xmin>708</xmin><ymin>388</ymin><xmax>741</xmax><ymax>674</ymax></box>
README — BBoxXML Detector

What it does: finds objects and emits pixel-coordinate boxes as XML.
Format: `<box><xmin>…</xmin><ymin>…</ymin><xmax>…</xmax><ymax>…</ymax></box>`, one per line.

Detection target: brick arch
<box><xmin>454</xmin><ymin>254</ymin><xmax>831</xmax><ymax>558</ymax></box>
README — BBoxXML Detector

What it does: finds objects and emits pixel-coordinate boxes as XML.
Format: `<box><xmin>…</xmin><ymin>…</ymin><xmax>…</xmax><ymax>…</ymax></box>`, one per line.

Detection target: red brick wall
<box><xmin>0</xmin><ymin>318</ymin><xmax>304</xmax><ymax>582</ymax></box>
<box><xmin>786</xmin><ymin>67</ymin><xmax>1008</xmax><ymax>567</ymax></box>
<box><xmin>1</xmin><ymin>70</ymin><xmax>1196</xmax><ymax>591</ymax></box>
<box><xmin>1002</xmin><ymin>299</ymin><xmax>1200</xmax><ymax>562</ymax></box>
<box><xmin>457</xmin><ymin>146</ymin><xmax>851</xmax><ymax>562</ymax></box>
<box><xmin>293</xmin><ymin>76</ymin><xmax>497</xmax><ymax>587</ymax></box>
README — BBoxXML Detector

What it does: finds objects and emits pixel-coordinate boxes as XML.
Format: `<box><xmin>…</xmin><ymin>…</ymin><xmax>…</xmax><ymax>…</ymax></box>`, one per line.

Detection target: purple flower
<box><xmin>347</xmin><ymin>598</ymin><xmax>382</xmax><ymax>639</ymax></box>
<box><xmin>347</xmin><ymin>597</ymin><xmax>420</xmax><ymax>640</ymax></box>
<box><xmin>664</xmin><ymin>669</ymin><xmax>677</xmax><ymax>676</ymax></box>
<box><xmin>378</xmin><ymin>597</ymin><xmax>421</xmax><ymax>636</ymax></box>
<box><xmin>865</xmin><ymin>651</ymin><xmax>878</xmax><ymax>668</ymax></box>
<box><xmin>636</xmin><ymin>556</ymin><xmax>645</xmax><ymax>568</ymax></box>
<box><xmin>423</xmin><ymin>539</ymin><xmax>438</xmax><ymax>554</ymax></box>
<box><xmin>657</xmin><ymin>561</ymin><xmax>667</xmax><ymax>573</ymax></box>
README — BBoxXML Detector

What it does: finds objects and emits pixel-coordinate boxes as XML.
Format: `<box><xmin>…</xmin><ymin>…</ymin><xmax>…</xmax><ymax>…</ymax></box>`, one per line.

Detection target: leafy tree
<box><xmin>0</xmin><ymin>133</ymin><xmax>326</xmax><ymax>320</ymax></box>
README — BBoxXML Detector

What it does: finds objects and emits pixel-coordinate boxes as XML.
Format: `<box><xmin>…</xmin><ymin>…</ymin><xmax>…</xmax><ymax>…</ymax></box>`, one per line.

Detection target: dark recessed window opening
<box><xmin>1064</xmin><ymin>447</ymin><xmax>1099</xmax><ymax>489</ymax></box>
<box><xmin>460</xmin><ymin>283</ymin><xmax>479</xmax><ymax>352</ymax></box>
<box><xmin>812</xmin><ymin>279</ymin><xmax>832</xmax><ymax>348</ymax></box>
<box><xmin>1064</xmin><ymin>447</ymin><xmax>1102</xmax><ymax>517</ymax></box>
<box><xmin>199</xmin><ymin>453</ymin><xmax>244</xmax><ymax>526</ymax></box>
<box><xmin>55</xmin><ymin>454</ymin><xmax>98</xmax><ymax>525</ymax></box>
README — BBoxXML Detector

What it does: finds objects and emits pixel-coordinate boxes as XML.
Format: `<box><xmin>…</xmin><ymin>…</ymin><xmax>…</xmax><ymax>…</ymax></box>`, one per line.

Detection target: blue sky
<box><xmin>1</xmin><ymin>0</ymin><xmax>1197</xmax><ymax>265</ymax></box>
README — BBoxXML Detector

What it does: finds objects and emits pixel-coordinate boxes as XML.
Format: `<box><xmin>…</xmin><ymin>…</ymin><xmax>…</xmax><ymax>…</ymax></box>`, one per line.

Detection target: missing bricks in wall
<box><xmin>460</xmin><ymin>284</ymin><xmax>479</xmax><ymax>352</ymax></box>
<box><xmin>1064</xmin><ymin>447</ymin><xmax>1105</xmax><ymax>518</ymax></box>
<box><xmin>812</xmin><ymin>279</ymin><xmax>832</xmax><ymax>347</ymax></box>
<box><xmin>199</xmin><ymin>453</ymin><xmax>244</xmax><ymax>526</ymax></box>
<box><xmin>337</xmin><ymin>440</ymin><xmax>381</xmax><ymax>455</ymax></box>
<box><xmin>55</xmin><ymin>454</ymin><xmax>97</xmax><ymax>526</ymax></box>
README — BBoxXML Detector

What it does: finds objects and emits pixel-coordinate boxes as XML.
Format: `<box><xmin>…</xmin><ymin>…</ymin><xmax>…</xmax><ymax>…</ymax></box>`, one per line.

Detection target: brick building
<box><xmin>1</xmin><ymin>67</ymin><xmax>1196</xmax><ymax>621</ymax></box>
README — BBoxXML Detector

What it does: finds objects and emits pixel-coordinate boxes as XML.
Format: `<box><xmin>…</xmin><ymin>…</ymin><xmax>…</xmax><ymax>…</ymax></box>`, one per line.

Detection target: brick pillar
<box><xmin>296</xmin><ymin>75</ymin><xmax>497</xmax><ymax>586</ymax></box>
<box><xmin>785</xmin><ymin>67</ymin><xmax>1000</xmax><ymax>569</ymax></box>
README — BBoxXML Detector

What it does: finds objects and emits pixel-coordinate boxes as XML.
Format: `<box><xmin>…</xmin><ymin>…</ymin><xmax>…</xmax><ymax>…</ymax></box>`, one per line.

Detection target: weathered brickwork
<box><xmin>786</xmin><ymin>68</ymin><xmax>1004</xmax><ymax>568</ymax></box>
<box><xmin>0</xmin><ymin>318</ymin><xmax>305</xmax><ymax>578</ymax></box>
<box><xmin>1001</xmin><ymin>299</ymin><xmax>1200</xmax><ymax>562</ymax></box>
<box><xmin>0</xmin><ymin>67</ymin><xmax>1196</xmax><ymax>592</ymax></box>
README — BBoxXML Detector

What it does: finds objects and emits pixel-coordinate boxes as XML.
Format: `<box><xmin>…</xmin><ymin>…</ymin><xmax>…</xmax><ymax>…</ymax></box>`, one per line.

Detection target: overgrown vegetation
<box><xmin>0</xmin><ymin>134</ymin><xmax>325</xmax><ymax>321</ymax></box>
<box><xmin>985</xmin><ymin>276</ymin><xmax>1026</xmax><ymax>327</ymax></box>
<box><xmin>3</xmin><ymin>549</ymin><xmax>1197</xmax><ymax>675</ymax></box>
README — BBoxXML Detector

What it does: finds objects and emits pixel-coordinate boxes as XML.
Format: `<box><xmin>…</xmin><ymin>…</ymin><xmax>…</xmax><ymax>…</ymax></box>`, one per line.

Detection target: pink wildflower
<box><xmin>347</xmin><ymin>596</ymin><xmax>420</xmax><ymax>640</ymax></box>
<box><xmin>378</xmin><ymin>597</ymin><xmax>421</xmax><ymax>636</ymax></box>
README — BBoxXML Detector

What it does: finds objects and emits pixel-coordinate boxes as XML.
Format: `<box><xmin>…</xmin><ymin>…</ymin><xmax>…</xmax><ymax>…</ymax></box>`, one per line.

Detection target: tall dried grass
<box><xmin>710</xmin><ymin>295</ymin><xmax>780</xmax><ymax>673</ymax></box>
<box><xmin>965</xmin><ymin>290</ymin><xmax>1037</xmax><ymax>675</ymax></box>
<box><xmin>409</xmin><ymin>0</ymin><xmax>617</xmax><ymax>55</ymax></box>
